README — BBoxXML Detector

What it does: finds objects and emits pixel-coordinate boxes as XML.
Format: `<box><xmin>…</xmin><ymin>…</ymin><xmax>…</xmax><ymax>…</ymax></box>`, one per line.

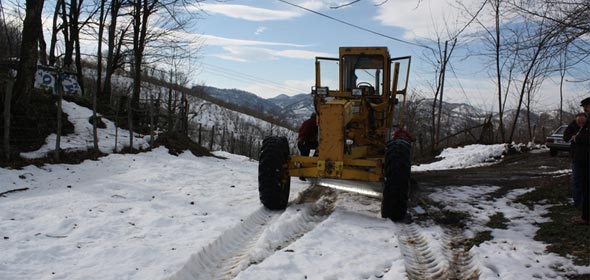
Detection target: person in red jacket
<box><xmin>297</xmin><ymin>113</ymin><xmax>318</xmax><ymax>156</ymax></box>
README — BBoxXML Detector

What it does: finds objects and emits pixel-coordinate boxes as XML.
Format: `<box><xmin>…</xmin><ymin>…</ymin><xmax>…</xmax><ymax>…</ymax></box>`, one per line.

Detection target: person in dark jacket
<box><xmin>564</xmin><ymin>97</ymin><xmax>590</xmax><ymax>211</ymax></box>
<box><xmin>570</xmin><ymin>112</ymin><xmax>590</xmax><ymax>225</ymax></box>
<box><xmin>297</xmin><ymin>113</ymin><xmax>318</xmax><ymax>156</ymax></box>
<box><xmin>564</xmin><ymin>121</ymin><xmax>583</xmax><ymax>208</ymax></box>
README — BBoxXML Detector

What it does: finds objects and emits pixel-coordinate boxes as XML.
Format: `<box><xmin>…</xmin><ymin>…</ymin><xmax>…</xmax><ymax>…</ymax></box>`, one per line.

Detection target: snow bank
<box><xmin>412</xmin><ymin>144</ymin><xmax>507</xmax><ymax>172</ymax></box>
<box><xmin>20</xmin><ymin>101</ymin><xmax>151</xmax><ymax>159</ymax></box>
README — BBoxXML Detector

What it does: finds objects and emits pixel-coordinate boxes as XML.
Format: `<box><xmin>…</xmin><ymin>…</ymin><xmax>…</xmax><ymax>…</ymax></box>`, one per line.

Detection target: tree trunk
<box><xmin>149</xmin><ymin>95</ymin><xmax>154</xmax><ymax>145</ymax></box>
<box><xmin>71</xmin><ymin>0</ymin><xmax>84</xmax><ymax>95</ymax></box>
<box><xmin>60</xmin><ymin>0</ymin><xmax>73</xmax><ymax>68</ymax></box>
<box><xmin>3</xmin><ymin>79</ymin><xmax>13</xmax><ymax>160</ymax></box>
<box><xmin>430</xmin><ymin>73</ymin><xmax>439</xmax><ymax>152</ymax></box>
<box><xmin>12</xmin><ymin>0</ymin><xmax>45</xmax><ymax>106</ymax></box>
<box><xmin>93</xmin><ymin>0</ymin><xmax>106</xmax><ymax>151</ymax></box>
<box><xmin>55</xmin><ymin>71</ymin><xmax>63</xmax><ymax>162</ymax></box>
<box><xmin>508</xmin><ymin>46</ymin><xmax>543</xmax><ymax>143</ymax></box>
<box><xmin>167</xmin><ymin>87</ymin><xmax>173</xmax><ymax>131</ymax></box>
<box><xmin>558</xmin><ymin>44</ymin><xmax>568</xmax><ymax>124</ymax></box>
<box><xmin>74</xmin><ymin>25</ymin><xmax>85</xmax><ymax>95</ymax></box>
<box><xmin>114</xmin><ymin>96</ymin><xmax>120</xmax><ymax>152</ymax></box>
<box><xmin>48</xmin><ymin>0</ymin><xmax>61</xmax><ymax>66</ymax></box>
<box><xmin>128</xmin><ymin>97</ymin><xmax>133</xmax><ymax>150</ymax></box>
<box><xmin>435</xmin><ymin>40</ymin><xmax>448</xmax><ymax>147</ymax></box>
<box><xmin>494</xmin><ymin>0</ymin><xmax>505</xmax><ymax>142</ymax></box>
<box><xmin>103</xmin><ymin>0</ymin><xmax>119</xmax><ymax>102</ymax></box>
<box><xmin>182</xmin><ymin>92</ymin><xmax>188</xmax><ymax>135</ymax></box>
<box><xmin>209</xmin><ymin>125</ymin><xmax>214</xmax><ymax>151</ymax></box>
<box><xmin>38</xmin><ymin>27</ymin><xmax>48</xmax><ymax>65</ymax></box>
<box><xmin>131</xmin><ymin>0</ymin><xmax>144</xmax><ymax>124</ymax></box>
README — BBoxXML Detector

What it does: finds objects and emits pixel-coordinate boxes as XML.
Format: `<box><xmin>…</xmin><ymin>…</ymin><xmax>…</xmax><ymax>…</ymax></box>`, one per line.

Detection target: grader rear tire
<box><xmin>381</xmin><ymin>139</ymin><xmax>411</xmax><ymax>221</ymax></box>
<box><xmin>258</xmin><ymin>136</ymin><xmax>291</xmax><ymax>210</ymax></box>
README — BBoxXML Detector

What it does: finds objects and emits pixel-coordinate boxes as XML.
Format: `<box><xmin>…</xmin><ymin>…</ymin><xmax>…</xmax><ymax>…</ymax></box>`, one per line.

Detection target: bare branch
<box><xmin>330</xmin><ymin>0</ymin><xmax>361</xmax><ymax>9</ymax></box>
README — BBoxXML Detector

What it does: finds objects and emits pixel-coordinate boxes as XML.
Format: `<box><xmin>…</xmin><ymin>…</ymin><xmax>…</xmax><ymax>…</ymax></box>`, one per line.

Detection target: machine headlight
<box><xmin>317</xmin><ymin>87</ymin><xmax>329</xmax><ymax>95</ymax></box>
<box><xmin>352</xmin><ymin>88</ymin><xmax>362</xmax><ymax>96</ymax></box>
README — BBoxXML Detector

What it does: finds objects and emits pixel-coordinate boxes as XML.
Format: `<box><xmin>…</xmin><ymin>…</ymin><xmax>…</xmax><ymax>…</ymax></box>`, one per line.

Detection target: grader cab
<box><xmin>258</xmin><ymin>47</ymin><xmax>412</xmax><ymax>221</ymax></box>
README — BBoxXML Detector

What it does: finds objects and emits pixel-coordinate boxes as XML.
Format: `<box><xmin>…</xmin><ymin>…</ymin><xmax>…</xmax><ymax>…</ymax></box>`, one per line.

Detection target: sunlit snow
<box><xmin>1</xmin><ymin>102</ymin><xmax>588</xmax><ymax>280</ymax></box>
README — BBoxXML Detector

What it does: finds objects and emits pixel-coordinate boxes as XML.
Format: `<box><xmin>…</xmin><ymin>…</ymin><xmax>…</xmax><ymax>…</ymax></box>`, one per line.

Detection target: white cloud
<box><xmin>255</xmin><ymin>26</ymin><xmax>268</xmax><ymax>35</ymax></box>
<box><xmin>298</xmin><ymin>0</ymin><xmax>329</xmax><ymax>10</ymax></box>
<box><xmin>202</xmin><ymin>34</ymin><xmax>307</xmax><ymax>47</ymax></box>
<box><xmin>211</xmin><ymin>46</ymin><xmax>333</xmax><ymax>62</ymax></box>
<box><xmin>212</xmin><ymin>46</ymin><xmax>279</xmax><ymax>62</ymax></box>
<box><xmin>275</xmin><ymin>49</ymin><xmax>333</xmax><ymax>59</ymax></box>
<box><xmin>195</xmin><ymin>1</ymin><xmax>346</xmax><ymax>22</ymax></box>
<box><xmin>296</xmin><ymin>0</ymin><xmax>353</xmax><ymax>10</ymax></box>
<box><xmin>373</xmin><ymin>0</ymin><xmax>487</xmax><ymax>40</ymax></box>
<box><xmin>197</xmin><ymin>3</ymin><xmax>301</xmax><ymax>21</ymax></box>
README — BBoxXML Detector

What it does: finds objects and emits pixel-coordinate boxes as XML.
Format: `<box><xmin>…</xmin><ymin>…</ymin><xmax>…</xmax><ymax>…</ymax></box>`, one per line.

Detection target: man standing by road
<box><xmin>564</xmin><ymin>97</ymin><xmax>589</xmax><ymax>211</ymax></box>
<box><xmin>565</xmin><ymin>97</ymin><xmax>590</xmax><ymax>225</ymax></box>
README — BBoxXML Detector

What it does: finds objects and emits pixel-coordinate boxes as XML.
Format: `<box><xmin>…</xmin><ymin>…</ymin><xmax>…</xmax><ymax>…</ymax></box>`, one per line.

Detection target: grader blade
<box><xmin>310</xmin><ymin>178</ymin><xmax>383</xmax><ymax>199</ymax></box>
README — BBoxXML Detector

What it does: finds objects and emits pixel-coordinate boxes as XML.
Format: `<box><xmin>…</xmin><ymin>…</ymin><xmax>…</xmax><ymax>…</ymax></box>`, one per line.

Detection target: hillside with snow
<box><xmin>28</xmin><ymin>67</ymin><xmax>299</xmax><ymax>158</ymax></box>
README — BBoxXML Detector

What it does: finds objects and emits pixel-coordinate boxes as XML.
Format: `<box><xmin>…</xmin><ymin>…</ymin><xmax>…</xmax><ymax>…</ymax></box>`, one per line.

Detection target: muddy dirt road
<box><xmin>413</xmin><ymin>149</ymin><xmax>571</xmax><ymax>189</ymax></box>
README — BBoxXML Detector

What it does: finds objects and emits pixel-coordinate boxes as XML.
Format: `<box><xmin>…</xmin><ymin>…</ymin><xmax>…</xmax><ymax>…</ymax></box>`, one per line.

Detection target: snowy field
<box><xmin>1</xmin><ymin>102</ymin><xmax>589</xmax><ymax>279</ymax></box>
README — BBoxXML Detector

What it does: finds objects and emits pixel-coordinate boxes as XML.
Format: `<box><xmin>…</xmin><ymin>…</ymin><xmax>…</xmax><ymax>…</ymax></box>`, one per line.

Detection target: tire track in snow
<box><xmin>165</xmin><ymin>187</ymin><xmax>336</xmax><ymax>280</ymax></box>
<box><xmin>164</xmin><ymin>207</ymin><xmax>278</xmax><ymax>280</ymax></box>
<box><xmin>398</xmin><ymin>224</ymin><xmax>480</xmax><ymax>280</ymax></box>
<box><xmin>440</xmin><ymin>231</ymin><xmax>480</xmax><ymax>280</ymax></box>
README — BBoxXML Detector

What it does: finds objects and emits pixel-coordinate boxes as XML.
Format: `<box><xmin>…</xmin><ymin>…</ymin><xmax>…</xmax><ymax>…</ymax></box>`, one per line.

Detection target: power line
<box><xmin>201</xmin><ymin>65</ymin><xmax>308</xmax><ymax>94</ymax></box>
<box><xmin>277</xmin><ymin>0</ymin><xmax>433</xmax><ymax>50</ymax></box>
<box><xmin>201</xmin><ymin>67</ymin><xmax>308</xmax><ymax>95</ymax></box>
<box><xmin>201</xmin><ymin>62</ymin><xmax>308</xmax><ymax>93</ymax></box>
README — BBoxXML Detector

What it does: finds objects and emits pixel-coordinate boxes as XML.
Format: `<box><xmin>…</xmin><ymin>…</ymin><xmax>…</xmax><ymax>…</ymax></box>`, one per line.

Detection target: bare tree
<box><xmin>103</xmin><ymin>0</ymin><xmax>130</xmax><ymax>103</ymax></box>
<box><xmin>557</xmin><ymin>43</ymin><xmax>568</xmax><ymax>124</ymax></box>
<box><xmin>48</xmin><ymin>0</ymin><xmax>62</xmax><ymax>66</ymax></box>
<box><xmin>12</xmin><ymin>0</ymin><xmax>45</xmax><ymax>106</ymax></box>
<box><xmin>507</xmin><ymin>18</ymin><xmax>561</xmax><ymax>142</ymax></box>
<box><xmin>472</xmin><ymin>0</ymin><xmax>509</xmax><ymax>142</ymax></box>
<box><xmin>126</xmin><ymin>0</ymin><xmax>201</xmax><ymax>135</ymax></box>
<box><xmin>92</xmin><ymin>0</ymin><xmax>107</xmax><ymax>151</ymax></box>
<box><xmin>422</xmin><ymin>36</ymin><xmax>457</xmax><ymax>152</ymax></box>
<box><xmin>0</xmin><ymin>8</ymin><xmax>21</xmax><ymax>60</ymax></box>
<box><xmin>57</xmin><ymin>0</ymin><xmax>99</xmax><ymax>95</ymax></box>
<box><xmin>509</xmin><ymin>0</ymin><xmax>590</xmax><ymax>129</ymax></box>
<box><xmin>512</xmin><ymin>0</ymin><xmax>589</xmax><ymax>35</ymax></box>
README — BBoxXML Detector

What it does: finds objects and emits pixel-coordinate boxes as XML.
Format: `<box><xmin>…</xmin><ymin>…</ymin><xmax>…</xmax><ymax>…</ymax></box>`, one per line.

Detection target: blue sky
<box><xmin>189</xmin><ymin>0</ymin><xmax>588</xmax><ymax>111</ymax></box>
<box><xmin>193</xmin><ymin>0</ymin><xmax>440</xmax><ymax>98</ymax></box>
<box><xmin>5</xmin><ymin>0</ymin><xmax>583</xmax><ymax>110</ymax></box>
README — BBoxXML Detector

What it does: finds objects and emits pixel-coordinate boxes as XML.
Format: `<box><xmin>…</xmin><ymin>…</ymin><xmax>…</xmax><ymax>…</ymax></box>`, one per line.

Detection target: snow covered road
<box><xmin>1</xmin><ymin>147</ymin><xmax>589</xmax><ymax>279</ymax></box>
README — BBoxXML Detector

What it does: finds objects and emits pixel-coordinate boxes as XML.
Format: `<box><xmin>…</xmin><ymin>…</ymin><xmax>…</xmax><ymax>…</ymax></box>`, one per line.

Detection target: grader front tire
<box><xmin>381</xmin><ymin>139</ymin><xmax>412</xmax><ymax>222</ymax></box>
<box><xmin>258</xmin><ymin>136</ymin><xmax>291</xmax><ymax>210</ymax></box>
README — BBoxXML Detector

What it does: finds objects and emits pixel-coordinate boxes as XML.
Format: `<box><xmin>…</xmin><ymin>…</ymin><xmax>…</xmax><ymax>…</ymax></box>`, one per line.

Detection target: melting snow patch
<box><xmin>428</xmin><ymin>185</ymin><xmax>590</xmax><ymax>279</ymax></box>
<box><xmin>413</xmin><ymin>144</ymin><xmax>507</xmax><ymax>172</ymax></box>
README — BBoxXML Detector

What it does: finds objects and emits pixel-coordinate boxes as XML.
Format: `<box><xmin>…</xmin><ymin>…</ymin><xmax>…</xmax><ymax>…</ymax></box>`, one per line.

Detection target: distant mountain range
<box><xmin>195</xmin><ymin>86</ymin><xmax>314</xmax><ymax>128</ymax></box>
<box><xmin>196</xmin><ymin>85</ymin><xmax>492</xmax><ymax>127</ymax></box>
<box><xmin>195</xmin><ymin>85</ymin><xmax>571</xmax><ymax>142</ymax></box>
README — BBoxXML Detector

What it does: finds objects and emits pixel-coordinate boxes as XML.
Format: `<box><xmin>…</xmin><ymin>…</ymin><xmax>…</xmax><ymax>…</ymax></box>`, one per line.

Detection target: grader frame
<box><xmin>258</xmin><ymin>47</ymin><xmax>412</xmax><ymax>221</ymax></box>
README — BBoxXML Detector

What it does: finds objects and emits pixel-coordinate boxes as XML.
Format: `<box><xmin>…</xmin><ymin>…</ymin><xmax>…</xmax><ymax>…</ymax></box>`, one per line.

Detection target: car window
<box><xmin>555</xmin><ymin>126</ymin><xmax>567</xmax><ymax>134</ymax></box>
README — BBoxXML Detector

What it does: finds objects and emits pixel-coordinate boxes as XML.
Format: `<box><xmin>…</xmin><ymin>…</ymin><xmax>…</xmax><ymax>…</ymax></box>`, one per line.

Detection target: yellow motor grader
<box><xmin>258</xmin><ymin>47</ymin><xmax>412</xmax><ymax>221</ymax></box>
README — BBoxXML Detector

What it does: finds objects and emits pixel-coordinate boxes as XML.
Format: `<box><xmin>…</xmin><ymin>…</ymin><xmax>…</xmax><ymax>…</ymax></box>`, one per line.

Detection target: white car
<box><xmin>545</xmin><ymin>125</ymin><xmax>570</xmax><ymax>157</ymax></box>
